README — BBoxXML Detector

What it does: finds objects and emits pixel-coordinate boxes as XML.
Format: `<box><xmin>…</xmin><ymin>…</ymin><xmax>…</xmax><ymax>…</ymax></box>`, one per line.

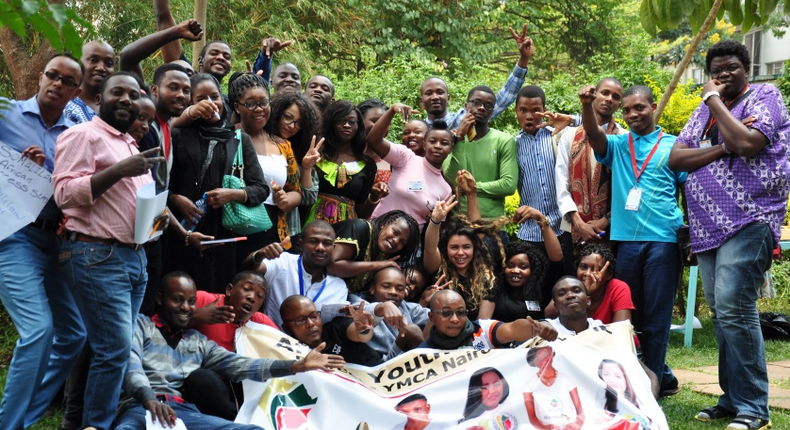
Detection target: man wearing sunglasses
<box><xmin>0</xmin><ymin>53</ymin><xmax>86</xmax><ymax>430</ymax></box>
<box><xmin>419</xmin><ymin>290</ymin><xmax>557</xmax><ymax>350</ymax></box>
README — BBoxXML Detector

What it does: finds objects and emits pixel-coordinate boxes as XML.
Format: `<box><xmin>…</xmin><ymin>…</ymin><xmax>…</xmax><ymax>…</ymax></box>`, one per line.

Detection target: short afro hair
<box><xmin>706</xmin><ymin>40</ymin><xmax>751</xmax><ymax>73</ymax></box>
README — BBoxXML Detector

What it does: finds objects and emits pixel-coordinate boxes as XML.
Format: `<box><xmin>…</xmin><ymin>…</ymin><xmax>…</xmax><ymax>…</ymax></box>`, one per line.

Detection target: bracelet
<box><xmin>537</xmin><ymin>217</ymin><xmax>550</xmax><ymax>227</ymax></box>
<box><xmin>186</xmin><ymin>106</ymin><xmax>199</xmax><ymax>120</ymax></box>
<box><xmin>429</xmin><ymin>217</ymin><xmax>441</xmax><ymax>226</ymax></box>
<box><xmin>184</xmin><ymin>231</ymin><xmax>192</xmax><ymax>247</ymax></box>
<box><xmin>721</xmin><ymin>142</ymin><xmax>730</xmax><ymax>154</ymax></box>
<box><xmin>242</xmin><ymin>189</ymin><xmax>248</xmax><ymax>203</ymax></box>
<box><xmin>251</xmin><ymin>250</ymin><xmax>263</xmax><ymax>264</ymax></box>
<box><xmin>367</xmin><ymin>195</ymin><xmax>381</xmax><ymax>205</ymax></box>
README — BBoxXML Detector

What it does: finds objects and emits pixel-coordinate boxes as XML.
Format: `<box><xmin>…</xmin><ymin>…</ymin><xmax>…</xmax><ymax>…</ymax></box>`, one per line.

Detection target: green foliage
<box><xmin>640</xmin><ymin>0</ymin><xmax>790</xmax><ymax>35</ymax></box>
<box><xmin>776</xmin><ymin>60</ymin><xmax>790</xmax><ymax>111</ymax></box>
<box><xmin>645</xmin><ymin>78</ymin><xmax>701</xmax><ymax>135</ymax></box>
<box><xmin>0</xmin><ymin>0</ymin><xmax>91</xmax><ymax>56</ymax></box>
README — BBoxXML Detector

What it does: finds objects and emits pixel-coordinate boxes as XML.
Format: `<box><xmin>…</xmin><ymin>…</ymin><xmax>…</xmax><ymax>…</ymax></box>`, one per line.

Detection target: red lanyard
<box><xmin>156</xmin><ymin>114</ymin><xmax>171</xmax><ymax>159</ymax></box>
<box><xmin>704</xmin><ymin>84</ymin><xmax>750</xmax><ymax>136</ymax></box>
<box><xmin>629</xmin><ymin>131</ymin><xmax>663</xmax><ymax>184</ymax></box>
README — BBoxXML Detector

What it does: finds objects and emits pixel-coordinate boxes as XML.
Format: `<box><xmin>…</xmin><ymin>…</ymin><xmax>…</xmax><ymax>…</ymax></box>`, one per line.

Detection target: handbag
<box><xmin>677</xmin><ymin>185</ymin><xmax>697</xmax><ymax>266</ymax></box>
<box><xmin>221</xmin><ymin>131</ymin><xmax>272</xmax><ymax>234</ymax></box>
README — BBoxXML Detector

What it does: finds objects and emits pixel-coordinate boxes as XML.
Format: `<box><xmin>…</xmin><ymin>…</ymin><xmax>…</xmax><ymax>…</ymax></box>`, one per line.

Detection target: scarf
<box><xmin>568</xmin><ymin>120</ymin><xmax>616</xmax><ymax>242</ymax></box>
<box><xmin>428</xmin><ymin>319</ymin><xmax>477</xmax><ymax>350</ymax></box>
<box><xmin>195</xmin><ymin>109</ymin><xmax>235</xmax><ymax>144</ymax></box>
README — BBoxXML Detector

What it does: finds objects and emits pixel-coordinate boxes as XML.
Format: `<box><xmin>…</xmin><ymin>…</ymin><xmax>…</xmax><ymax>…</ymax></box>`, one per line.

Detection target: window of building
<box><xmin>744</xmin><ymin>31</ymin><xmax>762</xmax><ymax>75</ymax></box>
<box><xmin>766</xmin><ymin>61</ymin><xmax>786</xmax><ymax>75</ymax></box>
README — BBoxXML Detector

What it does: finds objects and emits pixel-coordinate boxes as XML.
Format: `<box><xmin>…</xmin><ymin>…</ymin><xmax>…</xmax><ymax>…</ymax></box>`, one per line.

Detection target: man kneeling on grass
<box><xmin>113</xmin><ymin>272</ymin><xmax>344</xmax><ymax>430</ymax></box>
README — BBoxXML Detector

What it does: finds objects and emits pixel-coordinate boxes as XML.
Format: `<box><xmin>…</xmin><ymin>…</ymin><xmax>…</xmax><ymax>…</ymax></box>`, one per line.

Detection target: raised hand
<box><xmin>702</xmin><ymin>78</ymin><xmax>726</xmax><ymax>97</ymax></box>
<box><xmin>271</xmin><ymin>182</ymin><xmax>289</xmax><ymax>210</ymax></box>
<box><xmin>370</xmin><ymin>182</ymin><xmax>389</xmax><ymax>202</ymax></box>
<box><xmin>254</xmin><ymin>239</ymin><xmax>288</xmax><ymax>261</ymax></box>
<box><xmin>349</xmin><ymin>300</ymin><xmax>375</xmax><ymax>334</ymax></box>
<box><xmin>527</xmin><ymin>316</ymin><xmax>558</xmax><ymax>341</ymax></box>
<box><xmin>262</xmin><ymin>37</ymin><xmax>294</xmax><ymax>59</ymax></box>
<box><xmin>512</xmin><ymin>205</ymin><xmax>546</xmax><ymax>224</ymax></box>
<box><xmin>390</xmin><ymin>103</ymin><xmax>420</xmax><ymax>123</ymax></box>
<box><xmin>578</xmin><ymin>85</ymin><xmax>597</xmax><ymax>105</ymax></box>
<box><xmin>509</xmin><ymin>23</ymin><xmax>533</xmax><ymax>63</ymax></box>
<box><xmin>176</xmin><ymin>19</ymin><xmax>203</xmax><ymax>42</ymax></box>
<box><xmin>584</xmin><ymin>260</ymin><xmax>610</xmax><ymax>294</ymax></box>
<box><xmin>456</xmin><ymin>112</ymin><xmax>476</xmax><ymax>139</ymax></box>
<box><xmin>535</xmin><ymin>112</ymin><xmax>573</xmax><ymax>136</ymax></box>
<box><xmin>188</xmin><ymin>99</ymin><xmax>219</xmax><ymax>121</ymax></box>
<box><xmin>456</xmin><ymin>170</ymin><xmax>477</xmax><ymax>194</ymax></box>
<box><xmin>293</xmin><ymin>342</ymin><xmax>346</xmax><ymax>372</ymax></box>
<box><xmin>192</xmin><ymin>295</ymin><xmax>235</xmax><ymax>324</ymax></box>
<box><xmin>377</xmin><ymin>301</ymin><xmax>406</xmax><ymax>330</ymax></box>
<box><xmin>419</xmin><ymin>274</ymin><xmax>453</xmax><ymax>307</ymax></box>
<box><xmin>430</xmin><ymin>195</ymin><xmax>458</xmax><ymax>225</ymax></box>
<box><xmin>301</xmin><ymin>136</ymin><xmax>324</xmax><ymax>169</ymax></box>
<box><xmin>21</xmin><ymin>145</ymin><xmax>46</xmax><ymax>167</ymax></box>
<box><xmin>116</xmin><ymin>147</ymin><xmax>164</xmax><ymax>178</ymax></box>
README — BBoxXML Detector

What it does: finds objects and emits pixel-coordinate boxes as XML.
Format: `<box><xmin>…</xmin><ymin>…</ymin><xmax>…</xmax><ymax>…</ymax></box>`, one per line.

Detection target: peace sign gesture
<box><xmin>509</xmin><ymin>23</ymin><xmax>533</xmax><ymax>65</ymax></box>
<box><xmin>302</xmin><ymin>135</ymin><xmax>325</xmax><ymax>169</ymax></box>
<box><xmin>348</xmin><ymin>300</ymin><xmax>375</xmax><ymax>339</ymax></box>
<box><xmin>418</xmin><ymin>274</ymin><xmax>453</xmax><ymax>307</ymax></box>
<box><xmin>582</xmin><ymin>260</ymin><xmax>610</xmax><ymax>294</ymax></box>
<box><xmin>429</xmin><ymin>195</ymin><xmax>458</xmax><ymax>226</ymax></box>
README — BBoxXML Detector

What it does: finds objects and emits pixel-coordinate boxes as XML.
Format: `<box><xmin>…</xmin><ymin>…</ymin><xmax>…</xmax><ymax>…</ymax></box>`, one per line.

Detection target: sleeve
<box><xmin>554</xmin><ymin>128</ymin><xmax>577</xmax><ymax>217</ymax></box>
<box><xmin>481</xmin><ymin>319</ymin><xmax>506</xmax><ymax>348</ymax></box>
<box><xmin>607</xmin><ymin>279</ymin><xmax>636</xmax><ymax>312</ymax></box>
<box><xmin>476</xmin><ymin>136</ymin><xmax>518</xmax><ymax>198</ymax></box>
<box><xmin>382</xmin><ymin>142</ymin><xmax>412</xmax><ymax>170</ymax></box>
<box><xmin>333</xmin><ymin>219</ymin><xmax>369</xmax><ymax>260</ymax></box>
<box><xmin>200</xmin><ymin>336</ymin><xmax>295</xmax><ymax>382</ymax></box>
<box><xmin>675</xmin><ymin>107</ymin><xmax>704</xmax><ymax>147</ymax></box>
<box><xmin>442</xmin><ymin>139</ymin><xmax>463</xmax><ymax>187</ymax></box>
<box><xmin>195</xmin><ymin>290</ymin><xmax>217</xmax><ymax>309</ymax></box>
<box><xmin>251</xmin><ymin>312</ymin><xmax>280</xmax><ymax>330</ymax></box>
<box><xmin>281</xmin><ymin>141</ymin><xmax>302</xmax><ymax>194</ymax></box>
<box><xmin>123</xmin><ymin>317</ymin><xmax>157</xmax><ymax>405</ymax></box>
<box><xmin>301</xmin><ymin>167</ymin><xmax>320</xmax><ymax>206</ymax></box>
<box><xmin>746</xmin><ymin>86</ymin><xmax>787</xmax><ymax>146</ymax></box>
<box><xmin>239</xmin><ymin>132</ymin><xmax>270</xmax><ymax>205</ymax></box>
<box><xmin>52</xmin><ymin>127</ymin><xmax>97</xmax><ymax>208</ymax></box>
<box><xmin>252</xmin><ymin>51</ymin><xmax>272</xmax><ymax>83</ymax></box>
<box><xmin>595</xmin><ymin>134</ymin><xmax>618</xmax><ymax>167</ymax></box>
<box><xmin>490</xmin><ymin>64</ymin><xmax>527</xmax><ymax>120</ymax></box>
<box><xmin>407</xmin><ymin>303</ymin><xmax>429</xmax><ymax>327</ymax></box>
<box><xmin>327</xmin><ymin>316</ymin><xmax>354</xmax><ymax>342</ymax></box>
<box><xmin>354</xmin><ymin>160</ymin><xmax>378</xmax><ymax>205</ymax></box>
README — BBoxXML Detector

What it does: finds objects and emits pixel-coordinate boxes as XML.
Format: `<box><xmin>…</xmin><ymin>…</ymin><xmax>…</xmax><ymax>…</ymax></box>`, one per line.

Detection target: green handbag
<box><xmin>221</xmin><ymin>131</ymin><xmax>272</xmax><ymax>234</ymax></box>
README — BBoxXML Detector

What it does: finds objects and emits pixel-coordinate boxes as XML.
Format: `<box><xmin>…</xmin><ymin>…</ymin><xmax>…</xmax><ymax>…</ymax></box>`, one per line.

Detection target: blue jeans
<box><xmin>113</xmin><ymin>400</ymin><xmax>263</xmax><ymax>430</ymax></box>
<box><xmin>697</xmin><ymin>223</ymin><xmax>772</xmax><ymax>420</ymax></box>
<box><xmin>61</xmin><ymin>240</ymin><xmax>147</xmax><ymax>430</ymax></box>
<box><xmin>0</xmin><ymin>226</ymin><xmax>86</xmax><ymax>430</ymax></box>
<box><xmin>615</xmin><ymin>241</ymin><xmax>680</xmax><ymax>388</ymax></box>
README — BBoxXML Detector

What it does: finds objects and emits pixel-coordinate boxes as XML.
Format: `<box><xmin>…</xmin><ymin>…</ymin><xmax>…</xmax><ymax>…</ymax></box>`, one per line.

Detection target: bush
<box><xmin>645</xmin><ymin>78</ymin><xmax>702</xmax><ymax>135</ymax></box>
<box><xmin>775</xmin><ymin>60</ymin><xmax>790</xmax><ymax>110</ymax></box>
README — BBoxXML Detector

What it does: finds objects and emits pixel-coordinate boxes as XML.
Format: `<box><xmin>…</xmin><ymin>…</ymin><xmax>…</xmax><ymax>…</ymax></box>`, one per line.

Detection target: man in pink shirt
<box><xmin>52</xmin><ymin>71</ymin><xmax>166</xmax><ymax>430</ymax></box>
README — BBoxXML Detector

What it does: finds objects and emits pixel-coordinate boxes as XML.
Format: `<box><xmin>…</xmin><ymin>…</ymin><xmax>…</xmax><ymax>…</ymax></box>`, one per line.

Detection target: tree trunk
<box><xmin>654</xmin><ymin>0</ymin><xmax>724</xmax><ymax>122</ymax></box>
<box><xmin>192</xmin><ymin>0</ymin><xmax>208</xmax><ymax>70</ymax></box>
<box><xmin>0</xmin><ymin>28</ymin><xmax>54</xmax><ymax>100</ymax></box>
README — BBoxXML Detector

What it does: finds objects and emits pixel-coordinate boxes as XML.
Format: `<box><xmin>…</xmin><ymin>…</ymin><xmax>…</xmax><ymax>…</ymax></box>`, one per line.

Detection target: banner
<box><xmin>236</xmin><ymin>321</ymin><xmax>668</xmax><ymax>430</ymax></box>
<box><xmin>0</xmin><ymin>142</ymin><xmax>53</xmax><ymax>242</ymax></box>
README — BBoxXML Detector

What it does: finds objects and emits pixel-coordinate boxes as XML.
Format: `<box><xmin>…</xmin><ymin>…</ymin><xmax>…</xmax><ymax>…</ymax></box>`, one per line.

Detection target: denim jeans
<box><xmin>697</xmin><ymin>223</ymin><xmax>772</xmax><ymax>420</ymax></box>
<box><xmin>61</xmin><ymin>240</ymin><xmax>147</xmax><ymax>430</ymax></box>
<box><xmin>113</xmin><ymin>400</ymin><xmax>263</xmax><ymax>430</ymax></box>
<box><xmin>0</xmin><ymin>226</ymin><xmax>86</xmax><ymax>430</ymax></box>
<box><xmin>614</xmin><ymin>240</ymin><xmax>680</xmax><ymax>388</ymax></box>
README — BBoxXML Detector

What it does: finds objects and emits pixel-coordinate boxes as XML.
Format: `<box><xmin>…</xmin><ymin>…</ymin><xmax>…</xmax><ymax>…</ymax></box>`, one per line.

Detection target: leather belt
<box><xmin>29</xmin><ymin>218</ymin><xmax>58</xmax><ymax>231</ymax></box>
<box><xmin>68</xmin><ymin>231</ymin><xmax>144</xmax><ymax>251</ymax></box>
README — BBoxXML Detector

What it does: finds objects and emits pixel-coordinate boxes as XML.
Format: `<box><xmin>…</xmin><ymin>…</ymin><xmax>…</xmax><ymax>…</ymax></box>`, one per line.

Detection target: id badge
<box><xmin>625</xmin><ymin>187</ymin><xmax>642</xmax><ymax>211</ymax></box>
<box><xmin>699</xmin><ymin>139</ymin><xmax>712</xmax><ymax>149</ymax></box>
<box><xmin>407</xmin><ymin>181</ymin><xmax>424</xmax><ymax>192</ymax></box>
<box><xmin>526</xmin><ymin>301</ymin><xmax>541</xmax><ymax>312</ymax></box>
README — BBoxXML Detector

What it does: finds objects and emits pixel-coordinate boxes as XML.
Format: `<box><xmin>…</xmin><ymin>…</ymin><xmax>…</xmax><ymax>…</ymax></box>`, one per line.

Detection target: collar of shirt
<box><xmin>630</xmin><ymin>125</ymin><xmax>663</xmax><ymax>143</ymax></box>
<box><xmin>151</xmin><ymin>314</ymin><xmax>186</xmax><ymax>340</ymax></box>
<box><xmin>90</xmin><ymin>115</ymin><xmax>138</xmax><ymax>147</ymax></box>
<box><xmin>515</xmin><ymin>127</ymin><xmax>553</xmax><ymax>143</ymax></box>
<box><xmin>21</xmin><ymin>96</ymin><xmax>74</xmax><ymax>129</ymax></box>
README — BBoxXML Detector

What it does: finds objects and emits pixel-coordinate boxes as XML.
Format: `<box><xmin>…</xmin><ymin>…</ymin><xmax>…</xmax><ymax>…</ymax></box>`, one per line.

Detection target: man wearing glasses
<box><xmin>245</xmin><ymin>219</ymin><xmax>349</xmax><ymax>327</ymax></box>
<box><xmin>279</xmin><ymin>294</ymin><xmax>381</xmax><ymax>366</ymax></box>
<box><xmin>419</xmin><ymin>290</ymin><xmax>557</xmax><ymax>350</ymax></box>
<box><xmin>0</xmin><ymin>53</ymin><xmax>86</xmax><ymax>430</ymax></box>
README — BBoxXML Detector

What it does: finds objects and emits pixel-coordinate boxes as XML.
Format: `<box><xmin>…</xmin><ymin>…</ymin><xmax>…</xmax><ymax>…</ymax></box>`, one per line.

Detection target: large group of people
<box><xmin>0</xmin><ymin>4</ymin><xmax>787</xmax><ymax>430</ymax></box>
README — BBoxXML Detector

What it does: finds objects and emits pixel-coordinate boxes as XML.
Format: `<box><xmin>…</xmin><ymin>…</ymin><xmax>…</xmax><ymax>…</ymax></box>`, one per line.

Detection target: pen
<box><xmin>214</xmin><ymin>110</ymin><xmax>221</xmax><ymax>120</ymax></box>
<box><xmin>149</xmin><ymin>208</ymin><xmax>168</xmax><ymax>238</ymax></box>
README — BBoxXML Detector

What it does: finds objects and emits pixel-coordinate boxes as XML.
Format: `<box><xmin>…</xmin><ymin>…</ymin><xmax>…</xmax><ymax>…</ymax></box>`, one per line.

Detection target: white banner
<box><xmin>0</xmin><ymin>142</ymin><xmax>53</xmax><ymax>242</ymax></box>
<box><xmin>236</xmin><ymin>321</ymin><xmax>668</xmax><ymax>430</ymax></box>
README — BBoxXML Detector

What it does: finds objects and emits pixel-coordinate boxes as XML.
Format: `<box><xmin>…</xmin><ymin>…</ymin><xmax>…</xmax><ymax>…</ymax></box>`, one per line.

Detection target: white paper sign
<box><xmin>0</xmin><ymin>142</ymin><xmax>54</xmax><ymax>242</ymax></box>
<box><xmin>134</xmin><ymin>182</ymin><xmax>169</xmax><ymax>244</ymax></box>
<box><xmin>145</xmin><ymin>410</ymin><xmax>187</xmax><ymax>430</ymax></box>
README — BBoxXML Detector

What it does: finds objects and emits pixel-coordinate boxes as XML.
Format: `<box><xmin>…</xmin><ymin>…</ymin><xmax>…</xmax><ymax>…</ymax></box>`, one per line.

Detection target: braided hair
<box><xmin>370</xmin><ymin>210</ymin><xmax>421</xmax><ymax>264</ymax></box>
<box><xmin>575</xmin><ymin>243</ymin><xmax>616</xmax><ymax>275</ymax></box>
<box><xmin>498</xmin><ymin>241</ymin><xmax>549</xmax><ymax>303</ymax></box>
<box><xmin>264</xmin><ymin>91</ymin><xmax>320</xmax><ymax>163</ymax></box>
<box><xmin>227</xmin><ymin>72</ymin><xmax>269</xmax><ymax>114</ymax></box>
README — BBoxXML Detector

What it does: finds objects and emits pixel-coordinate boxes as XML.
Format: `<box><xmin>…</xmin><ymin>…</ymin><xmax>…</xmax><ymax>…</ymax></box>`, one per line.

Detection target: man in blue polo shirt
<box><xmin>578</xmin><ymin>84</ymin><xmax>686</xmax><ymax>398</ymax></box>
<box><xmin>0</xmin><ymin>53</ymin><xmax>87</xmax><ymax>430</ymax></box>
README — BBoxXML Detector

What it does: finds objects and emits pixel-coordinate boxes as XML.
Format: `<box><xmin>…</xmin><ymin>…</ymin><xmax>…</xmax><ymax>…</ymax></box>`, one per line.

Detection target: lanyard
<box><xmin>629</xmin><ymin>131</ymin><xmax>663</xmax><ymax>184</ymax></box>
<box><xmin>298</xmin><ymin>256</ymin><xmax>326</xmax><ymax>302</ymax></box>
<box><xmin>156</xmin><ymin>114</ymin><xmax>171</xmax><ymax>159</ymax></box>
<box><xmin>703</xmin><ymin>84</ymin><xmax>750</xmax><ymax>136</ymax></box>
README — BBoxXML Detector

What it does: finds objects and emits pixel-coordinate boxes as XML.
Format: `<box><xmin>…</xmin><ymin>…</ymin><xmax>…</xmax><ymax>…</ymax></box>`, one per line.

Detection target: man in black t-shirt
<box><xmin>280</xmin><ymin>295</ymin><xmax>382</xmax><ymax>366</ymax></box>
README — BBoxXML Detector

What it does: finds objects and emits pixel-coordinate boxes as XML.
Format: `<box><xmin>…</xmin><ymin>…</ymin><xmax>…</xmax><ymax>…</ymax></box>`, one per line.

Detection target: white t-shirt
<box><xmin>262</xmin><ymin>252</ymin><xmax>348</xmax><ymax>327</ymax></box>
<box><xmin>523</xmin><ymin>373</ymin><xmax>580</xmax><ymax>427</ymax></box>
<box><xmin>547</xmin><ymin>317</ymin><xmax>603</xmax><ymax>335</ymax></box>
<box><xmin>457</xmin><ymin>399</ymin><xmax>522</xmax><ymax>430</ymax></box>
<box><xmin>257</xmin><ymin>153</ymin><xmax>288</xmax><ymax>206</ymax></box>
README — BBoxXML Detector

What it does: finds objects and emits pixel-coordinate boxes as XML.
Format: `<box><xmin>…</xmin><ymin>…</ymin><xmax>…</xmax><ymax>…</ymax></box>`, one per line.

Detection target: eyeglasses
<box><xmin>240</xmin><ymin>99</ymin><xmax>270</xmax><ymax>110</ymax></box>
<box><xmin>283</xmin><ymin>310</ymin><xmax>321</xmax><ymax>326</ymax></box>
<box><xmin>710</xmin><ymin>64</ymin><xmax>742</xmax><ymax>77</ymax></box>
<box><xmin>467</xmin><ymin>99</ymin><xmax>494</xmax><ymax>111</ymax></box>
<box><xmin>44</xmin><ymin>70</ymin><xmax>80</xmax><ymax>88</ymax></box>
<box><xmin>431</xmin><ymin>309</ymin><xmax>468</xmax><ymax>319</ymax></box>
<box><xmin>335</xmin><ymin>118</ymin><xmax>358</xmax><ymax>127</ymax></box>
<box><xmin>282</xmin><ymin>113</ymin><xmax>304</xmax><ymax>129</ymax></box>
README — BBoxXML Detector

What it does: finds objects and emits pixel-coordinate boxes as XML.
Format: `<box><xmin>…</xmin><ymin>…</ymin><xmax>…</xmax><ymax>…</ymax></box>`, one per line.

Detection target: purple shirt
<box><xmin>676</xmin><ymin>84</ymin><xmax>790</xmax><ymax>252</ymax></box>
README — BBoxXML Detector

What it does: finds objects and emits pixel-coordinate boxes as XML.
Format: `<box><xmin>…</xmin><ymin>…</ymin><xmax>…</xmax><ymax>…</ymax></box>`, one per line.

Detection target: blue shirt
<box><xmin>425</xmin><ymin>65</ymin><xmax>527</xmax><ymax>129</ymax></box>
<box><xmin>0</xmin><ymin>96</ymin><xmax>74</xmax><ymax>219</ymax></box>
<box><xmin>251</xmin><ymin>51</ymin><xmax>274</xmax><ymax>85</ymax></box>
<box><xmin>63</xmin><ymin>97</ymin><xmax>96</xmax><ymax>124</ymax></box>
<box><xmin>515</xmin><ymin>128</ymin><xmax>564</xmax><ymax>241</ymax></box>
<box><xmin>596</xmin><ymin>127</ymin><xmax>686</xmax><ymax>242</ymax></box>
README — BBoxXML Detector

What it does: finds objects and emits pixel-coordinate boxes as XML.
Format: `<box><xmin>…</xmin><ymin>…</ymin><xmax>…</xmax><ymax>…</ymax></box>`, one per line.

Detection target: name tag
<box><xmin>625</xmin><ymin>187</ymin><xmax>642</xmax><ymax>211</ymax></box>
<box><xmin>526</xmin><ymin>301</ymin><xmax>541</xmax><ymax>312</ymax></box>
<box><xmin>343</xmin><ymin>161</ymin><xmax>360</xmax><ymax>172</ymax></box>
<box><xmin>407</xmin><ymin>181</ymin><xmax>424</xmax><ymax>192</ymax></box>
<box><xmin>699</xmin><ymin>139</ymin><xmax>712</xmax><ymax>149</ymax></box>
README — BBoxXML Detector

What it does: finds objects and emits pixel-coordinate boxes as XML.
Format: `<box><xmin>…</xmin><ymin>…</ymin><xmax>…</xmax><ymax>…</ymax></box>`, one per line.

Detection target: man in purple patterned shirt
<box><xmin>669</xmin><ymin>40</ymin><xmax>790</xmax><ymax>430</ymax></box>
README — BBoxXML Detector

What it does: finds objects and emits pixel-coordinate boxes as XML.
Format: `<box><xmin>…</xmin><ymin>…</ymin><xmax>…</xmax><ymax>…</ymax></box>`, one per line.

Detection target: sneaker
<box><xmin>695</xmin><ymin>405</ymin><xmax>736</xmax><ymax>422</ymax></box>
<box><xmin>726</xmin><ymin>415</ymin><xmax>772</xmax><ymax>430</ymax></box>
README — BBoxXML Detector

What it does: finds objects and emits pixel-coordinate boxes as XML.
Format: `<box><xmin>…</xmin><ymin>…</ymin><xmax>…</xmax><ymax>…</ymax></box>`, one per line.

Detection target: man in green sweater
<box><xmin>443</xmin><ymin>86</ymin><xmax>518</xmax><ymax>234</ymax></box>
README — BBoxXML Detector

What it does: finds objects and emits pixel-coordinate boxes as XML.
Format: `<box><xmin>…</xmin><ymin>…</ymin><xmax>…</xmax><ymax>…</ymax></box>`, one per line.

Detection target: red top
<box><xmin>191</xmin><ymin>291</ymin><xmax>279</xmax><ymax>351</ymax></box>
<box><xmin>591</xmin><ymin>278</ymin><xmax>636</xmax><ymax>325</ymax></box>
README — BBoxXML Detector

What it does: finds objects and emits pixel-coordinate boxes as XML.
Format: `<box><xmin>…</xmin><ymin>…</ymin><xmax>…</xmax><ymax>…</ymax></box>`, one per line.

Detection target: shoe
<box><xmin>695</xmin><ymin>405</ymin><xmax>736</xmax><ymax>422</ymax></box>
<box><xmin>726</xmin><ymin>415</ymin><xmax>772</xmax><ymax>430</ymax></box>
<box><xmin>659</xmin><ymin>375</ymin><xmax>681</xmax><ymax>398</ymax></box>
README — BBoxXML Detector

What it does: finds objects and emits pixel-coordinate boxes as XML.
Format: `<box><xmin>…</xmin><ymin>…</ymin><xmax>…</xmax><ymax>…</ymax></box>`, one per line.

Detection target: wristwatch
<box><xmin>701</xmin><ymin>91</ymin><xmax>721</xmax><ymax>105</ymax></box>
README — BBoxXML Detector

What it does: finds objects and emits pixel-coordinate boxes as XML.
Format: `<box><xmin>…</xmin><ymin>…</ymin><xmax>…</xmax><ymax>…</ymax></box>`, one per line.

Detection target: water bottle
<box><xmin>181</xmin><ymin>193</ymin><xmax>208</xmax><ymax>229</ymax></box>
